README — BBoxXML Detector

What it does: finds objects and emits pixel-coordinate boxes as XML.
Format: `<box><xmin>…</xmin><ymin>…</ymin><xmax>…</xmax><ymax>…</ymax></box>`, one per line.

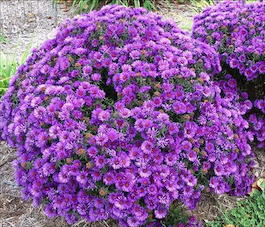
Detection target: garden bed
<box><xmin>0</xmin><ymin>1</ymin><xmax>264</xmax><ymax>227</ymax></box>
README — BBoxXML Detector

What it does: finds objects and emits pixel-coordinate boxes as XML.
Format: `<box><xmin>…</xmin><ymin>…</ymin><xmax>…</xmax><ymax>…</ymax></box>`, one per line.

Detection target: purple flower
<box><xmin>139</xmin><ymin>167</ymin><xmax>152</xmax><ymax>178</ymax></box>
<box><xmin>131</xmin><ymin>204</ymin><xmax>148</xmax><ymax>221</ymax></box>
<box><xmin>173</xmin><ymin>101</ymin><xmax>186</xmax><ymax>114</ymax></box>
<box><xmin>94</xmin><ymin>155</ymin><xmax>106</xmax><ymax>168</ymax></box>
<box><xmin>98</xmin><ymin>110</ymin><xmax>111</xmax><ymax>121</ymax></box>
<box><xmin>44</xmin><ymin>204</ymin><xmax>57</xmax><ymax>218</ymax></box>
<box><xmin>181</xmin><ymin>140</ymin><xmax>192</xmax><ymax>151</ymax></box>
<box><xmin>187</xmin><ymin>150</ymin><xmax>197</xmax><ymax>162</ymax></box>
<box><xmin>87</xmin><ymin>146</ymin><xmax>98</xmax><ymax>157</ymax></box>
<box><xmin>58</xmin><ymin>172</ymin><xmax>70</xmax><ymax>183</ymax></box>
<box><xmin>214</xmin><ymin>163</ymin><xmax>224</xmax><ymax>176</ymax></box>
<box><xmin>147</xmin><ymin>184</ymin><xmax>158</xmax><ymax>195</ymax></box>
<box><xmin>165</xmin><ymin>153</ymin><xmax>178</xmax><ymax>166</ymax></box>
<box><xmin>130</xmin><ymin>50</ymin><xmax>141</xmax><ymax>60</ymax></box>
<box><xmin>127</xmin><ymin>217</ymin><xmax>142</xmax><ymax>227</ymax></box>
<box><xmin>154</xmin><ymin>206</ymin><xmax>168</xmax><ymax>219</ymax></box>
<box><xmin>141</xmin><ymin>141</ymin><xmax>154</xmax><ymax>154</ymax></box>
<box><xmin>192</xmin><ymin>1</ymin><xmax>265</xmax><ymax>82</ymax></box>
<box><xmin>58</xmin><ymin>56</ymin><xmax>70</xmax><ymax>71</ymax></box>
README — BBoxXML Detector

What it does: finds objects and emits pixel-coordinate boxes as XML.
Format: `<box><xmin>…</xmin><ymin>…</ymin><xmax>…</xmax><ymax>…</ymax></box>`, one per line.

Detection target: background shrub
<box><xmin>192</xmin><ymin>1</ymin><xmax>265</xmax><ymax>101</ymax></box>
<box><xmin>214</xmin><ymin>73</ymin><xmax>265</xmax><ymax>148</ymax></box>
<box><xmin>192</xmin><ymin>1</ymin><xmax>265</xmax><ymax>151</ymax></box>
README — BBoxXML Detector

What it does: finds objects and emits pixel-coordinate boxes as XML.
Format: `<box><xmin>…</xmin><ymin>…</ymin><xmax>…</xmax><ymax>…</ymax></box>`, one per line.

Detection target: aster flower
<box><xmin>42</xmin><ymin>163</ymin><xmax>56</xmax><ymax>176</ymax></box>
<box><xmin>127</xmin><ymin>217</ymin><xmax>142</xmax><ymax>227</ymax></box>
<box><xmin>58</xmin><ymin>56</ymin><xmax>71</xmax><ymax>71</ymax></box>
<box><xmin>111</xmin><ymin>157</ymin><xmax>122</xmax><ymax>170</ymax></box>
<box><xmin>141</xmin><ymin>140</ymin><xmax>154</xmax><ymax>154</ymax></box>
<box><xmin>44</xmin><ymin>204</ymin><xmax>57</xmax><ymax>218</ymax></box>
<box><xmin>87</xmin><ymin>146</ymin><xmax>98</xmax><ymax>157</ymax></box>
<box><xmin>173</xmin><ymin>101</ymin><xmax>186</xmax><ymax>114</ymax></box>
<box><xmin>98</xmin><ymin>110</ymin><xmax>111</xmax><ymax>121</ymax></box>
<box><xmin>119</xmin><ymin>108</ymin><xmax>131</xmax><ymax>118</ymax></box>
<box><xmin>94</xmin><ymin>155</ymin><xmax>106</xmax><ymax>169</ymax></box>
<box><xmin>165</xmin><ymin>153</ymin><xmax>178</xmax><ymax>166</ymax></box>
<box><xmin>187</xmin><ymin>150</ymin><xmax>197</xmax><ymax>162</ymax></box>
<box><xmin>95</xmin><ymin>133</ymin><xmax>108</xmax><ymax>146</ymax></box>
<box><xmin>214</xmin><ymin>163</ymin><xmax>224</xmax><ymax>176</ymax></box>
<box><xmin>181</xmin><ymin>140</ymin><xmax>192</xmax><ymax>151</ymax></box>
<box><xmin>154</xmin><ymin>206</ymin><xmax>168</xmax><ymax>219</ymax></box>
<box><xmin>33</xmin><ymin>106</ymin><xmax>46</xmax><ymax>119</ymax></box>
<box><xmin>139</xmin><ymin>167</ymin><xmax>152</xmax><ymax>178</ymax></box>
<box><xmin>157</xmin><ymin>137</ymin><xmax>169</xmax><ymax>148</ymax></box>
<box><xmin>58</xmin><ymin>172</ymin><xmax>70</xmax><ymax>184</ymax></box>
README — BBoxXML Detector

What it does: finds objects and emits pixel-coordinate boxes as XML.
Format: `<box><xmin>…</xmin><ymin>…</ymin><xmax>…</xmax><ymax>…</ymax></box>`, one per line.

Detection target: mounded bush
<box><xmin>192</xmin><ymin>1</ymin><xmax>265</xmax><ymax>100</ymax></box>
<box><xmin>192</xmin><ymin>1</ymin><xmax>265</xmax><ymax>151</ymax></box>
<box><xmin>215</xmin><ymin>73</ymin><xmax>265</xmax><ymax>149</ymax></box>
<box><xmin>0</xmin><ymin>5</ymin><xmax>256</xmax><ymax>226</ymax></box>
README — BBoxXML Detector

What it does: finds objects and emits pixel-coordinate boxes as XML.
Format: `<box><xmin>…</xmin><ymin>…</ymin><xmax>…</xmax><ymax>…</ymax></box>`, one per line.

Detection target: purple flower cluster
<box><xmin>215</xmin><ymin>74</ymin><xmax>265</xmax><ymax>149</ymax></box>
<box><xmin>0</xmin><ymin>5</ymin><xmax>256</xmax><ymax>226</ymax></box>
<box><xmin>192</xmin><ymin>0</ymin><xmax>265</xmax><ymax>155</ymax></box>
<box><xmin>252</xmin><ymin>97</ymin><xmax>265</xmax><ymax>147</ymax></box>
<box><xmin>192</xmin><ymin>1</ymin><xmax>265</xmax><ymax>81</ymax></box>
<box><xmin>247</xmin><ymin>114</ymin><xmax>265</xmax><ymax>149</ymax></box>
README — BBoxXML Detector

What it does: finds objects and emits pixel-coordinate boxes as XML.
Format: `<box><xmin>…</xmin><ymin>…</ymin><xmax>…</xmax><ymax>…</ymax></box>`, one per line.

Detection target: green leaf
<box><xmin>134</xmin><ymin>0</ymin><xmax>140</xmax><ymax>7</ymax></box>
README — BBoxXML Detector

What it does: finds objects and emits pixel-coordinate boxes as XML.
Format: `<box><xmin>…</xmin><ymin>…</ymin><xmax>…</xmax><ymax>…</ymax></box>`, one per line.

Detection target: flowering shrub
<box><xmin>0</xmin><ymin>5</ymin><xmax>256</xmax><ymax>226</ymax></box>
<box><xmin>192</xmin><ymin>1</ymin><xmax>265</xmax><ymax>152</ymax></box>
<box><xmin>192</xmin><ymin>1</ymin><xmax>265</xmax><ymax>81</ymax></box>
<box><xmin>215</xmin><ymin>73</ymin><xmax>265</xmax><ymax>149</ymax></box>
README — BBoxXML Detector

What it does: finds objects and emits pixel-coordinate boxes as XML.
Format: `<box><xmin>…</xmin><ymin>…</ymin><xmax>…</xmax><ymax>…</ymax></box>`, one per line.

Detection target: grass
<box><xmin>0</xmin><ymin>50</ymin><xmax>30</xmax><ymax>97</ymax></box>
<box><xmin>53</xmin><ymin>0</ymin><xmax>156</xmax><ymax>13</ymax></box>
<box><xmin>0</xmin><ymin>34</ymin><xmax>8</xmax><ymax>44</ymax></box>
<box><xmin>206</xmin><ymin>179</ymin><xmax>265</xmax><ymax>227</ymax></box>
<box><xmin>190</xmin><ymin>0</ymin><xmax>261</xmax><ymax>13</ymax></box>
<box><xmin>189</xmin><ymin>0</ymin><xmax>215</xmax><ymax>13</ymax></box>
<box><xmin>0</xmin><ymin>54</ymin><xmax>18</xmax><ymax>96</ymax></box>
<box><xmin>178</xmin><ymin>16</ymin><xmax>193</xmax><ymax>31</ymax></box>
<box><xmin>73</xmin><ymin>0</ymin><xmax>156</xmax><ymax>11</ymax></box>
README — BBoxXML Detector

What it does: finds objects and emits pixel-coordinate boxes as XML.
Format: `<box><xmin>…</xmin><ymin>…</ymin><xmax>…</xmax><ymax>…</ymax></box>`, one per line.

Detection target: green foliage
<box><xmin>0</xmin><ymin>50</ymin><xmax>29</xmax><ymax>97</ymax></box>
<box><xmin>0</xmin><ymin>34</ymin><xmax>8</xmax><ymax>44</ymax></box>
<box><xmin>71</xmin><ymin>0</ymin><xmax>156</xmax><ymax>13</ymax></box>
<box><xmin>161</xmin><ymin>202</ymin><xmax>190</xmax><ymax>226</ymax></box>
<box><xmin>0</xmin><ymin>54</ymin><xmax>18</xmax><ymax>97</ymax></box>
<box><xmin>179</xmin><ymin>18</ymin><xmax>193</xmax><ymax>31</ymax></box>
<box><xmin>206</xmin><ymin>182</ymin><xmax>265</xmax><ymax>227</ymax></box>
<box><xmin>189</xmin><ymin>0</ymin><xmax>215</xmax><ymax>13</ymax></box>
